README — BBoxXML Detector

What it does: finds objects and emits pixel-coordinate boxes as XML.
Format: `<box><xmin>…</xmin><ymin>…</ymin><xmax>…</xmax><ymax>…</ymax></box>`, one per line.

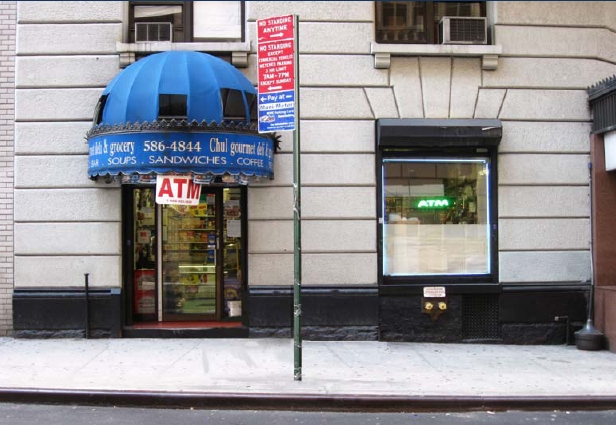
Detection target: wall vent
<box><xmin>462</xmin><ymin>294</ymin><xmax>500</xmax><ymax>341</ymax></box>
<box><xmin>439</xmin><ymin>17</ymin><xmax>487</xmax><ymax>45</ymax></box>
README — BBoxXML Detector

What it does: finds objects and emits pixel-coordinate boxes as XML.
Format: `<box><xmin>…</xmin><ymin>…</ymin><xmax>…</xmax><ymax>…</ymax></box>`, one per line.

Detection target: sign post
<box><xmin>257</xmin><ymin>14</ymin><xmax>302</xmax><ymax>381</ymax></box>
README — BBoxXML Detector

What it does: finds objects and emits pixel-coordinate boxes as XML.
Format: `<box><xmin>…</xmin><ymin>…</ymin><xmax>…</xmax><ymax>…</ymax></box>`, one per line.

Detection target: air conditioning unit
<box><xmin>439</xmin><ymin>17</ymin><xmax>487</xmax><ymax>45</ymax></box>
<box><xmin>135</xmin><ymin>22</ymin><xmax>173</xmax><ymax>42</ymax></box>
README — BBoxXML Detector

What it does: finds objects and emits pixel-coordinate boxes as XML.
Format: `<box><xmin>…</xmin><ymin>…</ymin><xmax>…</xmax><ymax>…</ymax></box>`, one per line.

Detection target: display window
<box><xmin>378</xmin><ymin>149</ymin><xmax>498</xmax><ymax>285</ymax></box>
<box><xmin>382</xmin><ymin>158</ymin><xmax>491</xmax><ymax>277</ymax></box>
<box><xmin>124</xmin><ymin>185</ymin><xmax>245</xmax><ymax>325</ymax></box>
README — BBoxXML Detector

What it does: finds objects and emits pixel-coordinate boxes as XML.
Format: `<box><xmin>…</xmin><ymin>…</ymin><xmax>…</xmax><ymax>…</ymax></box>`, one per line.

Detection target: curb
<box><xmin>2</xmin><ymin>388</ymin><xmax>616</xmax><ymax>412</ymax></box>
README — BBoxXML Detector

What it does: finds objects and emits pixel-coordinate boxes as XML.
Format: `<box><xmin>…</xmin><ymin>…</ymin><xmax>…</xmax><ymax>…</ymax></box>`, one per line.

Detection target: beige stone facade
<box><xmin>0</xmin><ymin>1</ymin><xmax>15</xmax><ymax>336</ymax></box>
<box><xmin>5</xmin><ymin>1</ymin><xmax>616</xmax><ymax>339</ymax></box>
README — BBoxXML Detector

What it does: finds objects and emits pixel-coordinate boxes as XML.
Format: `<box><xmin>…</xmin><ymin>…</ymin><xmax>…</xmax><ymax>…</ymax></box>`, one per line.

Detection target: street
<box><xmin>1</xmin><ymin>404</ymin><xmax>616</xmax><ymax>425</ymax></box>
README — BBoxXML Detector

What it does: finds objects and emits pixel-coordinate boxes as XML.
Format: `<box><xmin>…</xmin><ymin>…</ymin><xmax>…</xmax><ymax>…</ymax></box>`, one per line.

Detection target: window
<box><xmin>130</xmin><ymin>2</ymin><xmax>188</xmax><ymax>42</ymax></box>
<box><xmin>246</xmin><ymin>93</ymin><xmax>257</xmax><ymax>123</ymax></box>
<box><xmin>219</xmin><ymin>89</ymin><xmax>257</xmax><ymax>123</ymax></box>
<box><xmin>93</xmin><ymin>95</ymin><xmax>108</xmax><ymax>125</ymax></box>
<box><xmin>382</xmin><ymin>158</ymin><xmax>491</xmax><ymax>277</ymax></box>
<box><xmin>129</xmin><ymin>1</ymin><xmax>244</xmax><ymax>43</ymax></box>
<box><xmin>375</xmin><ymin>1</ymin><xmax>485</xmax><ymax>44</ymax></box>
<box><xmin>221</xmin><ymin>89</ymin><xmax>247</xmax><ymax>121</ymax></box>
<box><xmin>159</xmin><ymin>94</ymin><xmax>187</xmax><ymax>119</ymax></box>
<box><xmin>193</xmin><ymin>1</ymin><xmax>242</xmax><ymax>41</ymax></box>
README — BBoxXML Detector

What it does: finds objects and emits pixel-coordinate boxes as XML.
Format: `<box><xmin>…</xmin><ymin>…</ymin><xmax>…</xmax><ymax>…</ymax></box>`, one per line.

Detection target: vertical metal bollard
<box><xmin>84</xmin><ymin>273</ymin><xmax>90</xmax><ymax>339</ymax></box>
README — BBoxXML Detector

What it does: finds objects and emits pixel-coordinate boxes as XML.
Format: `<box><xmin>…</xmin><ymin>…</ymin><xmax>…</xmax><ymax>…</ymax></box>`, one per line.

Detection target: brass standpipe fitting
<box><xmin>422</xmin><ymin>298</ymin><xmax>448</xmax><ymax>321</ymax></box>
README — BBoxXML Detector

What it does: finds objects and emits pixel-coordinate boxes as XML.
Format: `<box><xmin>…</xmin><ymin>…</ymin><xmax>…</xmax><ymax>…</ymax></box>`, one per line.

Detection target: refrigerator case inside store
<box><xmin>223</xmin><ymin>192</ymin><xmax>242</xmax><ymax>318</ymax></box>
<box><xmin>134</xmin><ymin>269</ymin><xmax>156</xmax><ymax>314</ymax></box>
<box><xmin>133</xmin><ymin>188</ymin><xmax>157</xmax><ymax>316</ymax></box>
<box><xmin>162</xmin><ymin>200</ymin><xmax>218</xmax><ymax>318</ymax></box>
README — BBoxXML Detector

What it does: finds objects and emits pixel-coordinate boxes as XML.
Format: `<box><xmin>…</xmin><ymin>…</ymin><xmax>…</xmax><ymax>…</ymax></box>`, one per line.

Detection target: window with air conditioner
<box><xmin>131</xmin><ymin>3</ymin><xmax>185</xmax><ymax>42</ymax></box>
<box><xmin>375</xmin><ymin>1</ymin><xmax>486</xmax><ymax>44</ymax></box>
<box><xmin>129</xmin><ymin>1</ymin><xmax>244</xmax><ymax>43</ymax></box>
<box><xmin>439</xmin><ymin>16</ymin><xmax>487</xmax><ymax>44</ymax></box>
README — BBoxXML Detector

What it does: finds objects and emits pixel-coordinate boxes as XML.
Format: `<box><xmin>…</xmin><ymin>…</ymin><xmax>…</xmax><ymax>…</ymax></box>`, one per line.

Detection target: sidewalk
<box><xmin>1</xmin><ymin>337</ymin><xmax>616</xmax><ymax>411</ymax></box>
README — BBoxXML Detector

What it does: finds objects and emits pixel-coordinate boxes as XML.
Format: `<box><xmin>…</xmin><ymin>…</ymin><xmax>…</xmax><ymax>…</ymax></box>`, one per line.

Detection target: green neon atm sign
<box><xmin>414</xmin><ymin>197</ymin><xmax>453</xmax><ymax>209</ymax></box>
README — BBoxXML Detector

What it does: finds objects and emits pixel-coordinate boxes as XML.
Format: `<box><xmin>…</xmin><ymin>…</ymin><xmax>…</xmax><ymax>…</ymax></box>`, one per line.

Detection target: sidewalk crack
<box><xmin>71</xmin><ymin>342</ymin><xmax>111</xmax><ymax>375</ymax></box>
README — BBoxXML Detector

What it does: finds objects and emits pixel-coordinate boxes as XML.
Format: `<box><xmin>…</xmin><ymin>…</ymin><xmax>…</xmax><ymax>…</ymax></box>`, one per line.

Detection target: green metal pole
<box><xmin>292</xmin><ymin>14</ymin><xmax>302</xmax><ymax>382</ymax></box>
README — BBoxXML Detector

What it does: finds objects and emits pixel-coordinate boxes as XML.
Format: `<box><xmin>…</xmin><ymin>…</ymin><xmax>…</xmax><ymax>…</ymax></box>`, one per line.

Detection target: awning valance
<box><xmin>87</xmin><ymin>122</ymin><xmax>274</xmax><ymax>179</ymax></box>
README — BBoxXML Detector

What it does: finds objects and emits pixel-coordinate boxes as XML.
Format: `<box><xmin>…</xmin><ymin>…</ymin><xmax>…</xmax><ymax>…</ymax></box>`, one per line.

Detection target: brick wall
<box><xmin>0</xmin><ymin>1</ymin><xmax>15</xmax><ymax>336</ymax></box>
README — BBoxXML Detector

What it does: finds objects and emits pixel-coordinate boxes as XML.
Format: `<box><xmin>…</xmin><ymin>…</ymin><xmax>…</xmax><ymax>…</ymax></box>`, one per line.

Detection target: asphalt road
<box><xmin>1</xmin><ymin>403</ymin><xmax>616</xmax><ymax>425</ymax></box>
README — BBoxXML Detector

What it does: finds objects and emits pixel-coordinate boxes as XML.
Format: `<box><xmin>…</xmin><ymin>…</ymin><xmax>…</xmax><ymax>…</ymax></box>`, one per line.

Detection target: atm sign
<box><xmin>155</xmin><ymin>175</ymin><xmax>201</xmax><ymax>206</ymax></box>
<box><xmin>415</xmin><ymin>197</ymin><xmax>453</xmax><ymax>209</ymax></box>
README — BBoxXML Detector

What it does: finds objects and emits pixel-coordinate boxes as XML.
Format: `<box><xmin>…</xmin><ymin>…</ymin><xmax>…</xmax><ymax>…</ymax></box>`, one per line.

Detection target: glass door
<box><xmin>125</xmin><ymin>185</ymin><xmax>245</xmax><ymax>326</ymax></box>
<box><xmin>131</xmin><ymin>187</ymin><xmax>158</xmax><ymax>322</ymax></box>
<box><xmin>161</xmin><ymin>190</ymin><xmax>222</xmax><ymax>321</ymax></box>
<box><xmin>222</xmin><ymin>188</ymin><xmax>243</xmax><ymax>318</ymax></box>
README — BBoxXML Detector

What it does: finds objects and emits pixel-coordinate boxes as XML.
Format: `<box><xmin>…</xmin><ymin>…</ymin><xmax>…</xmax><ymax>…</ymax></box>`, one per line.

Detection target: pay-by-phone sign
<box><xmin>257</xmin><ymin>15</ymin><xmax>296</xmax><ymax>133</ymax></box>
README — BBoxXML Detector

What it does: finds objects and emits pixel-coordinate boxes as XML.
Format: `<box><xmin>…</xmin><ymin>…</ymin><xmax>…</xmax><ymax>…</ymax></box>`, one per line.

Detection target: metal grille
<box><xmin>462</xmin><ymin>294</ymin><xmax>500</xmax><ymax>340</ymax></box>
<box><xmin>449</xmin><ymin>18</ymin><xmax>486</xmax><ymax>43</ymax></box>
<box><xmin>590</xmin><ymin>90</ymin><xmax>616</xmax><ymax>134</ymax></box>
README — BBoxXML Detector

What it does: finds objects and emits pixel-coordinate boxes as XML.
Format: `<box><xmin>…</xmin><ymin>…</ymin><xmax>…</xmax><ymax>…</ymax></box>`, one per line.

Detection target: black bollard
<box><xmin>84</xmin><ymin>273</ymin><xmax>90</xmax><ymax>339</ymax></box>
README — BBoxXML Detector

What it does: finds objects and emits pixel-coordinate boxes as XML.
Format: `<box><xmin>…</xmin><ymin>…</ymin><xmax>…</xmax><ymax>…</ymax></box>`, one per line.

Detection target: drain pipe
<box><xmin>84</xmin><ymin>273</ymin><xmax>90</xmax><ymax>339</ymax></box>
<box><xmin>575</xmin><ymin>162</ymin><xmax>604</xmax><ymax>350</ymax></box>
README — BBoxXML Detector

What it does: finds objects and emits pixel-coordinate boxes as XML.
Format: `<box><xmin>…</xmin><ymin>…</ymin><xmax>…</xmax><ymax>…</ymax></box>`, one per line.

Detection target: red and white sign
<box><xmin>155</xmin><ymin>175</ymin><xmax>201</xmax><ymax>206</ymax></box>
<box><xmin>257</xmin><ymin>15</ymin><xmax>295</xmax><ymax>93</ymax></box>
<box><xmin>423</xmin><ymin>286</ymin><xmax>446</xmax><ymax>298</ymax></box>
<box><xmin>136</xmin><ymin>228</ymin><xmax>151</xmax><ymax>244</ymax></box>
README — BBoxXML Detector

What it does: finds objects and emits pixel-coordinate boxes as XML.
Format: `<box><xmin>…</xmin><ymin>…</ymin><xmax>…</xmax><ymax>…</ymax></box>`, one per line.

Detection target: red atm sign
<box><xmin>257</xmin><ymin>15</ymin><xmax>295</xmax><ymax>93</ymax></box>
<box><xmin>155</xmin><ymin>175</ymin><xmax>201</xmax><ymax>206</ymax></box>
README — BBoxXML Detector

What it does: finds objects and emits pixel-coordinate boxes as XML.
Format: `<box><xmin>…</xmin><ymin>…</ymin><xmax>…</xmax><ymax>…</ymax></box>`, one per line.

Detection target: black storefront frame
<box><xmin>120</xmin><ymin>183</ymin><xmax>250</xmax><ymax>335</ymax></box>
<box><xmin>376</xmin><ymin>119</ymin><xmax>502</xmax><ymax>294</ymax></box>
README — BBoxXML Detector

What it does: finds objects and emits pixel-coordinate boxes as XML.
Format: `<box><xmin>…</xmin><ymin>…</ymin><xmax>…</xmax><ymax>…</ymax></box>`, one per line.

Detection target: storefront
<box><xmin>374</xmin><ymin>118</ymin><xmax>591</xmax><ymax>344</ymax></box>
<box><xmin>376</xmin><ymin>119</ymin><xmax>502</xmax><ymax>341</ymax></box>
<box><xmin>10</xmin><ymin>1</ymin><xmax>602</xmax><ymax>343</ymax></box>
<box><xmin>87</xmin><ymin>51</ymin><xmax>275</xmax><ymax>337</ymax></box>
<box><xmin>123</xmin><ymin>186</ymin><xmax>246</xmax><ymax>333</ymax></box>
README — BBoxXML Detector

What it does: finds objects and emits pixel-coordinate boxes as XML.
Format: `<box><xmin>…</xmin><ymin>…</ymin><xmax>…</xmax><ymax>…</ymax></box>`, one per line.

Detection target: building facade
<box><xmin>0</xmin><ymin>1</ymin><xmax>15</xmax><ymax>337</ymax></box>
<box><xmin>5</xmin><ymin>1</ymin><xmax>615</xmax><ymax>348</ymax></box>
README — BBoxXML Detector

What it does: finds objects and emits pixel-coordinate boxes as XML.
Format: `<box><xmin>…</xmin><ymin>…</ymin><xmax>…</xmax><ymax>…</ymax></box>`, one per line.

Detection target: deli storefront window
<box><xmin>382</xmin><ymin>158</ymin><xmax>491</xmax><ymax>277</ymax></box>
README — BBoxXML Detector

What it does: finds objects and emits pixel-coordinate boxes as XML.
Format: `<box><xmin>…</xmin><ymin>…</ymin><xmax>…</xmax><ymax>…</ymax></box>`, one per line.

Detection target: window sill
<box><xmin>370</xmin><ymin>42</ymin><xmax>502</xmax><ymax>70</ymax></box>
<box><xmin>116</xmin><ymin>41</ymin><xmax>251</xmax><ymax>68</ymax></box>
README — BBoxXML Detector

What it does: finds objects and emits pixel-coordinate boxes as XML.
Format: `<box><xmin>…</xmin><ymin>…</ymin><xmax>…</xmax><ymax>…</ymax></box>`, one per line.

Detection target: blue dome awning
<box><xmin>87</xmin><ymin>51</ymin><xmax>275</xmax><ymax>181</ymax></box>
<box><xmin>98</xmin><ymin>51</ymin><xmax>256</xmax><ymax>125</ymax></box>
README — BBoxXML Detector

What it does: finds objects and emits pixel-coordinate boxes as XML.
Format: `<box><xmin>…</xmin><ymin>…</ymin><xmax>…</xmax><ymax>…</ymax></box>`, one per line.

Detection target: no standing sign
<box><xmin>257</xmin><ymin>15</ymin><xmax>297</xmax><ymax>133</ymax></box>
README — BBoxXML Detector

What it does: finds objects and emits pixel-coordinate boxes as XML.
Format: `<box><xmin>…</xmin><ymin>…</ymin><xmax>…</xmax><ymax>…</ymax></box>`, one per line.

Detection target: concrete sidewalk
<box><xmin>0</xmin><ymin>337</ymin><xmax>615</xmax><ymax>411</ymax></box>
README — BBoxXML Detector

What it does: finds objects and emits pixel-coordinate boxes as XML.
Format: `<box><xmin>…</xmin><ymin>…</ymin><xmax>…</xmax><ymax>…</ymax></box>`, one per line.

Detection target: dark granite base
<box><xmin>13</xmin><ymin>288</ymin><xmax>122</xmax><ymax>338</ymax></box>
<box><xmin>249</xmin><ymin>326</ymin><xmax>378</xmax><ymax>341</ymax></box>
